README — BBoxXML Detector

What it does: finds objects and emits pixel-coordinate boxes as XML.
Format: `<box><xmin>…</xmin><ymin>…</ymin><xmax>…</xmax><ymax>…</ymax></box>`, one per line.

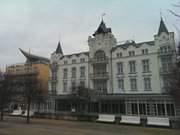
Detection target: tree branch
<box><xmin>168</xmin><ymin>9</ymin><xmax>180</xmax><ymax>18</ymax></box>
<box><xmin>172</xmin><ymin>3</ymin><xmax>180</xmax><ymax>8</ymax></box>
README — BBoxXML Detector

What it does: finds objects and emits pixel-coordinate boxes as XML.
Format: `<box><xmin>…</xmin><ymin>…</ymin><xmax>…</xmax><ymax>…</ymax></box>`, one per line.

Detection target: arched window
<box><xmin>94</xmin><ymin>50</ymin><xmax>106</xmax><ymax>61</ymax></box>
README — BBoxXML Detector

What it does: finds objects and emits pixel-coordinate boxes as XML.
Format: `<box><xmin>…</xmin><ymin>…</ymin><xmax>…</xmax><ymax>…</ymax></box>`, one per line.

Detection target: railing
<box><xmin>6</xmin><ymin>63</ymin><xmax>37</xmax><ymax>75</ymax></box>
<box><xmin>6</xmin><ymin>69</ymin><xmax>37</xmax><ymax>75</ymax></box>
<box><xmin>158</xmin><ymin>50</ymin><xmax>174</xmax><ymax>56</ymax></box>
<box><xmin>95</xmin><ymin>89</ymin><xmax>108</xmax><ymax>95</ymax></box>
<box><xmin>89</xmin><ymin>57</ymin><xmax>109</xmax><ymax>64</ymax></box>
<box><xmin>90</xmin><ymin>72</ymin><xmax>109</xmax><ymax>79</ymax></box>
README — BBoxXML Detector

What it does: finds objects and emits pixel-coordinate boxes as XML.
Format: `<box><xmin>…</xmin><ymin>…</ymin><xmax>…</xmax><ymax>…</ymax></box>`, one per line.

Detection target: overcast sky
<box><xmin>0</xmin><ymin>0</ymin><xmax>179</xmax><ymax>70</ymax></box>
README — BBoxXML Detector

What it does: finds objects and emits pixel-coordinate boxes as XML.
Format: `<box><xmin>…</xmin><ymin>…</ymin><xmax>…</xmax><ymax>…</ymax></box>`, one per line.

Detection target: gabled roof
<box><xmin>60</xmin><ymin>51</ymin><xmax>89</xmax><ymax>60</ymax></box>
<box><xmin>56</xmin><ymin>41</ymin><xmax>63</xmax><ymax>54</ymax></box>
<box><xmin>93</xmin><ymin>20</ymin><xmax>111</xmax><ymax>36</ymax></box>
<box><xmin>112</xmin><ymin>41</ymin><xmax>154</xmax><ymax>51</ymax></box>
<box><xmin>158</xmin><ymin>17</ymin><xmax>169</xmax><ymax>35</ymax></box>
<box><xmin>19</xmin><ymin>48</ymin><xmax>50</xmax><ymax>63</ymax></box>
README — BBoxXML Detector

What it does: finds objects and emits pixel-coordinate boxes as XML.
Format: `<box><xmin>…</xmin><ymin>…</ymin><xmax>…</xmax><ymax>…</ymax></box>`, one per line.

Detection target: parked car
<box><xmin>10</xmin><ymin>109</ymin><xmax>23</xmax><ymax>116</ymax></box>
<box><xmin>22</xmin><ymin>110</ymin><xmax>34</xmax><ymax>117</ymax></box>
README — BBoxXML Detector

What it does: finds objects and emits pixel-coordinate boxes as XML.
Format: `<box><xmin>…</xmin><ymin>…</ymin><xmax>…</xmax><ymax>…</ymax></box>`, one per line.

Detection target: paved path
<box><xmin>0</xmin><ymin>116</ymin><xmax>180</xmax><ymax>135</ymax></box>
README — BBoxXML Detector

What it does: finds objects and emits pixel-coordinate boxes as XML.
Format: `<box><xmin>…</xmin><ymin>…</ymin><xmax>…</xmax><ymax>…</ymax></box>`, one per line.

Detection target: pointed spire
<box><xmin>56</xmin><ymin>41</ymin><xmax>63</xmax><ymax>54</ymax></box>
<box><xmin>158</xmin><ymin>17</ymin><xmax>169</xmax><ymax>35</ymax></box>
<box><xmin>93</xmin><ymin>19</ymin><xmax>111</xmax><ymax>36</ymax></box>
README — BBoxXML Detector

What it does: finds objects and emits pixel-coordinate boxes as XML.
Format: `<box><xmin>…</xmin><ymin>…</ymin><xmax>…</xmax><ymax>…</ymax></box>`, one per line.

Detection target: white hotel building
<box><xmin>48</xmin><ymin>18</ymin><xmax>179</xmax><ymax>118</ymax></box>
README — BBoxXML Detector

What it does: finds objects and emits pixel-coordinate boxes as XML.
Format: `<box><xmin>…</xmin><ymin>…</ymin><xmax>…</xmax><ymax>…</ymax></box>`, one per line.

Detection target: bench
<box><xmin>10</xmin><ymin>110</ymin><xmax>23</xmax><ymax>116</ymax></box>
<box><xmin>96</xmin><ymin>114</ymin><xmax>115</xmax><ymax>123</ymax></box>
<box><xmin>22</xmin><ymin>110</ymin><xmax>34</xmax><ymax>117</ymax></box>
<box><xmin>147</xmin><ymin>117</ymin><xmax>170</xmax><ymax>127</ymax></box>
<box><xmin>120</xmin><ymin>115</ymin><xmax>140</xmax><ymax>124</ymax></box>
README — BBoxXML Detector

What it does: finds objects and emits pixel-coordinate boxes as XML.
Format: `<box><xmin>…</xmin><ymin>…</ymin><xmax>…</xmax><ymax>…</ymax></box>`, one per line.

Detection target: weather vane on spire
<box><xmin>160</xmin><ymin>9</ymin><xmax>162</xmax><ymax>19</ymax></box>
<box><xmin>102</xmin><ymin>13</ymin><xmax>106</xmax><ymax>21</ymax></box>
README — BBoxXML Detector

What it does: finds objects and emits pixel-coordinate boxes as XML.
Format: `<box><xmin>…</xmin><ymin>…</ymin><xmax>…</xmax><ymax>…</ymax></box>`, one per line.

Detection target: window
<box><xmin>80</xmin><ymin>81</ymin><xmax>85</xmax><ymax>88</ymax></box>
<box><xmin>129</xmin><ymin>61</ymin><xmax>136</xmax><ymax>73</ymax></box>
<box><xmin>166</xmin><ymin>104</ymin><xmax>175</xmax><ymax>116</ymax></box>
<box><xmin>80</xmin><ymin>58</ymin><xmax>85</xmax><ymax>63</ymax></box>
<box><xmin>117</xmin><ymin>52</ymin><xmax>122</xmax><ymax>58</ymax></box>
<box><xmin>52</xmin><ymin>71</ymin><xmax>57</xmax><ymax>80</ymax></box>
<box><xmin>160</xmin><ymin>46</ymin><xmax>171</xmax><ymax>54</ymax></box>
<box><xmin>163</xmin><ymin>77</ymin><xmax>171</xmax><ymax>90</ymax></box>
<box><xmin>157</xmin><ymin>104</ymin><xmax>165</xmax><ymax>116</ymax></box>
<box><xmin>118</xmin><ymin>79</ymin><xmax>124</xmax><ymax>91</ymax></box>
<box><xmin>71</xmin><ymin>81</ymin><xmax>76</xmax><ymax>92</ymax></box>
<box><xmin>64</xmin><ymin>60</ymin><xmax>68</xmax><ymax>64</ymax></box>
<box><xmin>139</xmin><ymin>103</ymin><xmax>146</xmax><ymax>115</ymax></box>
<box><xmin>129</xmin><ymin>51</ymin><xmax>135</xmax><ymax>56</ymax></box>
<box><xmin>94</xmin><ymin>50</ymin><xmax>106</xmax><ymax>61</ymax></box>
<box><xmin>130</xmin><ymin>78</ymin><xmax>137</xmax><ymax>91</ymax></box>
<box><xmin>142</xmin><ymin>49</ymin><xmax>148</xmax><ymax>54</ymax></box>
<box><xmin>117</xmin><ymin>62</ymin><xmax>123</xmax><ymax>74</ymax></box>
<box><xmin>71</xmin><ymin>67</ymin><xmax>76</xmax><ymax>78</ymax></box>
<box><xmin>63</xmin><ymin>68</ymin><xmax>68</xmax><ymax>79</ymax></box>
<box><xmin>144</xmin><ymin>77</ymin><xmax>151</xmax><ymax>91</ymax></box>
<box><xmin>51</xmin><ymin>82</ymin><xmax>56</xmax><ymax>94</ymax></box>
<box><xmin>72</xmin><ymin>59</ymin><xmax>76</xmax><ymax>64</ymax></box>
<box><xmin>63</xmin><ymin>81</ymin><xmax>67</xmax><ymax>92</ymax></box>
<box><xmin>80</xmin><ymin>66</ymin><xmax>85</xmax><ymax>77</ymax></box>
<box><xmin>161</xmin><ymin>57</ymin><xmax>172</xmax><ymax>72</ymax></box>
<box><xmin>71</xmin><ymin>81</ymin><xmax>76</xmax><ymax>90</ymax></box>
<box><xmin>131</xmin><ymin>103</ymin><xmax>138</xmax><ymax>115</ymax></box>
<box><xmin>142</xmin><ymin>59</ymin><xmax>150</xmax><ymax>72</ymax></box>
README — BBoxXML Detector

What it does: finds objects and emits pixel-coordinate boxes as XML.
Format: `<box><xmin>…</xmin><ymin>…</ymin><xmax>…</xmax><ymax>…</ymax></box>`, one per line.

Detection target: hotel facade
<box><xmin>48</xmin><ymin>18</ymin><xmax>179</xmax><ymax>119</ymax></box>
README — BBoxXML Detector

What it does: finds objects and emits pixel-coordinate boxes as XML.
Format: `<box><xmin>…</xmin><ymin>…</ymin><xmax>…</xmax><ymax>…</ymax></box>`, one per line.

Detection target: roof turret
<box><xmin>158</xmin><ymin>17</ymin><xmax>169</xmax><ymax>35</ymax></box>
<box><xmin>93</xmin><ymin>20</ymin><xmax>111</xmax><ymax>36</ymax></box>
<box><xmin>56</xmin><ymin>41</ymin><xmax>63</xmax><ymax>54</ymax></box>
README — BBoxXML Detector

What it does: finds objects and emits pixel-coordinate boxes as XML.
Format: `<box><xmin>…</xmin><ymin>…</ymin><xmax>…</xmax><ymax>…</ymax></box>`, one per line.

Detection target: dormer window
<box><xmin>129</xmin><ymin>51</ymin><xmax>135</xmax><ymax>56</ymax></box>
<box><xmin>64</xmin><ymin>60</ymin><xmax>68</xmax><ymax>65</ymax></box>
<box><xmin>117</xmin><ymin>52</ymin><xmax>122</xmax><ymax>58</ymax></box>
<box><xmin>72</xmin><ymin>59</ymin><xmax>76</xmax><ymax>64</ymax></box>
<box><xmin>80</xmin><ymin>58</ymin><xmax>85</xmax><ymax>63</ymax></box>
<box><xmin>142</xmin><ymin>49</ymin><xmax>148</xmax><ymax>55</ymax></box>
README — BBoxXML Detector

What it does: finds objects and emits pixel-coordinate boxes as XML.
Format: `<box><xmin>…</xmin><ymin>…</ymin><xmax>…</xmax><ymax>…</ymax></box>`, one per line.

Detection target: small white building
<box><xmin>48</xmin><ymin>18</ymin><xmax>178</xmax><ymax>119</ymax></box>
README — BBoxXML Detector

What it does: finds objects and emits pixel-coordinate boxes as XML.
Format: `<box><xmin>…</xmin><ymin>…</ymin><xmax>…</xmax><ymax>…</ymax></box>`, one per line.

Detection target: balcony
<box><xmin>89</xmin><ymin>57</ymin><xmax>109</xmax><ymax>64</ymax></box>
<box><xmin>90</xmin><ymin>72</ymin><xmax>109</xmax><ymax>79</ymax></box>
<box><xmin>6</xmin><ymin>69</ymin><xmax>37</xmax><ymax>76</ymax></box>
<box><xmin>158</xmin><ymin>50</ymin><xmax>174</xmax><ymax>57</ymax></box>
<box><xmin>6</xmin><ymin>63</ymin><xmax>38</xmax><ymax>76</ymax></box>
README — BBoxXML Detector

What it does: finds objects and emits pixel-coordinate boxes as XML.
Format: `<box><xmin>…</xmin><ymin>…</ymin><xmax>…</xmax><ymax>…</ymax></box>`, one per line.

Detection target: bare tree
<box><xmin>34</xmin><ymin>84</ymin><xmax>47</xmax><ymax>114</ymax></box>
<box><xmin>71</xmin><ymin>86</ymin><xmax>95</xmax><ymax>113</ymax></box>
<box><xmin>168</xmin><ymin>2</ymin><xmax>180</xmax><ymax>18</ymax></box>
<box><xmin>169</xmin><ymin>66</ymin><xmax>180</xmax><ymax>105</ymax></box>
<box><xmin>168</xmin><ymin>46</ymin><xmax>180</xmax><ymax>105</ymax></box>
<box><xmin>23</xmin><ymin>74</ymin><xmax>42</xmax><ymax>124</ymax></box>
<box><xmin>0</xmin><ymin>74</ymin><xmax>13</xmax><ymax>121</ymax></box>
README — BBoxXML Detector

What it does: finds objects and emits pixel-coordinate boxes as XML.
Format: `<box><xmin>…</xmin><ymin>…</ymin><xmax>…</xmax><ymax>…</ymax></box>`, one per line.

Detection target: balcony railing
<box><xmin>6</xmin><ymin>62</ymin><xmax>38</xmax><ymax>76</ymax></box>
<box><xmin>95</xmin><ymin>89</ymin><xmax>108</xmax><ymax>95</ymax></box>
<box><xmin>89</xmin><ymin>57</ymin><xmax>109</xmax><ymax>64</ymax></box>
<box><xmin>158</xmin><ymin>50</ymin><xmax>174</xmax><ymax>57</ymax></box>
<box><xmin>90</xmin><ymin>72</ymin><xmax>109</xmax><ymax>79</ymax></box>
<box><xmin>6</xmin><ymin>69</ymin><xmax>37</xmax><ymax>76</ymax></box>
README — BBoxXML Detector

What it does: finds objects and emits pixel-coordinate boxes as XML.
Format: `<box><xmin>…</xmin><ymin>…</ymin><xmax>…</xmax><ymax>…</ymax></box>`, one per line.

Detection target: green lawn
<box><xmin>0</xmin><ymin>117</ymin><xmax>179</xmax><ymax>135</ymax></box>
